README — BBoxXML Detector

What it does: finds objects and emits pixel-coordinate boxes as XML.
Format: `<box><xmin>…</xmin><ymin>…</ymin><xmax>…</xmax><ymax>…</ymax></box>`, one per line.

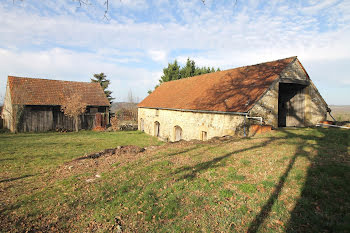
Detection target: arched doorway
<box><xmin>154</xmin><ymin>121</ymin><xmax>160</xmax><ymax>137</ymax></box>
<box><xmin>140</xmin><ymin>118</ymin><xmax>144</xmax><ymax>132</ymax></box>
<box><xmin>174</xmin><ymin>125</ymin><xmax>182</xmax><ymax>141</ymax></box>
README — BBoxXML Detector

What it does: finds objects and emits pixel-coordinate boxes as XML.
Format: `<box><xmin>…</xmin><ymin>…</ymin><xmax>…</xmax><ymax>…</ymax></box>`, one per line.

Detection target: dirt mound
<box><xmin>54</xmin><ymin>145</ymin><xmax>147</xmax><ymax>180</ymax></box>
<box><xmin>75</xmin><ymin>145</ymin><xmax>145</xmax><ymax>161</ymax></box>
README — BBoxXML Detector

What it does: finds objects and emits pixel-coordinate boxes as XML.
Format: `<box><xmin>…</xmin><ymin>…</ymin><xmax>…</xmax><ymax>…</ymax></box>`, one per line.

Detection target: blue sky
<box><xmin>0</xmin><ymin>0</ymin><xmax>349</xmax><ymax>105</ymax></box>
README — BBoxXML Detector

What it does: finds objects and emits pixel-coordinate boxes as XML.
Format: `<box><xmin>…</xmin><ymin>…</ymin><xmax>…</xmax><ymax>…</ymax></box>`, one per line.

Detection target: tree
<box><xmin>91</xmin><ymin>73</ymin><xmax>114</xmax><ymax>103</ymax></box>
<box><xmin>60</xmin><ymin>93</ymin><xmax>87</xmax><ymax>132</ymax></box>
<box><xmin>148</xmin><ymin>58</ymin><xmax>220</xmax><ymax>94</ymax></box>
<box><xmin>180</xmin><ymin>58</ymin><xmax>196</xmax><ymax>78</ymax></box>
<box><xmin>159</xmin><ymin>60</ymin><xmax>181</xmax><ymax>84</ymax></box>
<box><xmin>1</xmin><ymin>90</ymin><xmax>25</xmax><ymax>133</ymax></box>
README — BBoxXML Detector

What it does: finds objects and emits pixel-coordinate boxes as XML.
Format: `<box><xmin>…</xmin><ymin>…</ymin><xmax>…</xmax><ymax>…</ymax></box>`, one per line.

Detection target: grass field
<box><xmin>0</xmin><ymin>129</ymin><xmax>349</xmax><ymax>232</ymax></box>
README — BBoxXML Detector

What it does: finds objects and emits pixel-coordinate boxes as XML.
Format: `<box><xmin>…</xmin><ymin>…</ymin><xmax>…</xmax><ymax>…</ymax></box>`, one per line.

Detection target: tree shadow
<box><xmin>285</xmin><ymin>129</ymin><xmax>350</xmax><ymax>232</ymax></box>
<box><xmin>173</xmin><ymin>136</ymin><xmax>278</xmax><ymax>180</ymax></box>
<box><xmin>247</xmin><ymin>127</ymin><xmax>350</xmax><ymax>232</ymax></box>
<box><xmin>0</xmin><ymin>174</ymin><xmax>34</xmax><ymax>183</ymax></box>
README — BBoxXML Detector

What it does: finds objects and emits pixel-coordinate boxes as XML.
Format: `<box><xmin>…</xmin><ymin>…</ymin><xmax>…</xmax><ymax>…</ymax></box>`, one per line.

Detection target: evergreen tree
<box><xmin>91</xmin><ymin>73</ymin><xmax>115</xmax><ymax>103</ymax></box>
<box><xmin>159</xmin><ymin>60</ymin><xmax>181</xmax><ymax>84</ymax></box>
<box><xmin>180</xmin><ymin>58</ymin><xmax>196</xmax><ymax>78</ymax></box>
<box><xmin>148</xmin><ymin>58</ymin><xmax>220</xmax><ymax>94</ymax></box>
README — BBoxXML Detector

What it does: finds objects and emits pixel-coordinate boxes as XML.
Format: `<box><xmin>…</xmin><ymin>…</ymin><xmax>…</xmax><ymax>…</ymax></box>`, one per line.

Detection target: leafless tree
<box><xmin>1</xmin><ymin>87</ymin><xmax>27</xmax><ymax>133</ymax></box>
<box><xmin>60</xmin><ymin>93</ymin><xmax>87</xmax><ymax>132</ymax></box>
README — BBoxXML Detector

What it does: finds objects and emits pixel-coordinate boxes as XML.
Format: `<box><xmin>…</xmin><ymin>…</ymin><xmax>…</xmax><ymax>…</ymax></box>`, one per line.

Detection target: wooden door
<box><xmin>154</xmin><ymin>121</ymin><xmax>160</xmax><ymax>137</ymax></box>
<box><xmin>175</xmin><ymin>126</ymin><xmax>182</xmax><ymax>141</ymax></box>
<box><xmin>140</xmin><ymin>118</ymin><xmax>144</xmax><ymax>132</ymax></box>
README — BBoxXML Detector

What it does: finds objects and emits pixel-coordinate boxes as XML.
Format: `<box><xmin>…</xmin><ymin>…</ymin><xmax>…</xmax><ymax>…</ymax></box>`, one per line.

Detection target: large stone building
<box><xmin>1</xmin><ymin>76</ymin><xmax>110</xmax><ymax>132</ymax></box>
<box><xmin>138</xmin><ymin>57</ymin><xmax>329</xmax><ymax>142</ymax></box>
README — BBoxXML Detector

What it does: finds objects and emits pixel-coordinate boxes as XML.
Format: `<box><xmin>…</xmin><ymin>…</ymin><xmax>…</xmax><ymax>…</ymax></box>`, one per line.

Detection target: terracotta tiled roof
<box><xmin>7</xmin><ymin>76</ymin><xmax>110</xmax><ymax>106</ymax></box>
<box><xmin>138</xmin><ymin>57</ymin><xmax>297</xmax><ymax>113</ymax></box>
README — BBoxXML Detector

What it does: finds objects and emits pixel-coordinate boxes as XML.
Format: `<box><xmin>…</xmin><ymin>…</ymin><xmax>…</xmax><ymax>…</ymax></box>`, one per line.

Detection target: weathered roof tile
<box><xmin>8</xmin><ymin>76</ymin><xmax>110</xmax><ymax>106</ymax></box>
<box><xmin>138</xmin><ymin>57</ymin><xmax>296</xmax><ymax>113</ymax></box>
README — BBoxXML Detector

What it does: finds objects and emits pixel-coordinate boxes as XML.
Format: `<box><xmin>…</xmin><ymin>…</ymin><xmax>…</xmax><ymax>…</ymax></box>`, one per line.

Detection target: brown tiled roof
<box><xmin>138</xmin><ymin>57</ymin><xmax>297</xmax><ymax>113</ymax></box>
<box><xmin>7</xmin><ymin>76</ymin><xmax>110</xmax><ymax>106</ymax></box>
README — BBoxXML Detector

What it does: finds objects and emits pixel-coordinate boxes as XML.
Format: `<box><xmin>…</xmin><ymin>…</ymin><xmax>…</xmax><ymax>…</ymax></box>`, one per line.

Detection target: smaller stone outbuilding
<box><xmin>138</xmin><ymin>56</ymin><xmax>329</xmax><ymax>142</ymax></box>
<box><xmin>2</xmin><ymin>76</ymin><xmax>110</xmax><ymax>132</ymax></box>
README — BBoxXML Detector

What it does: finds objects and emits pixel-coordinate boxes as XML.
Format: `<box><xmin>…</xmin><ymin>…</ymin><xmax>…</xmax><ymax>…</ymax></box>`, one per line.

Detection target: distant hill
<box><xmin>110</xmin><ymin>102</ymin><xmax>138</xmax><ymax>113</ymax></box>
<box><xmin>329</xmin><ymin>105</ymin><xmax>350</xmax><ymax>113</ymax></box>
<box><xmin>328</xmin><ymin>105</ymin><xmax>350</xmax><ymax>121</ymax></box>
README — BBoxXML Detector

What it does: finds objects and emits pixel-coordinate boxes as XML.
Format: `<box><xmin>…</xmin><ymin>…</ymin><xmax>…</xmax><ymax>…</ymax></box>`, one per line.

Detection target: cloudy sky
<box><xmin>0</xmin><ymin>0</ymin><xmax>349</xmax><ymax>105</ymax></box>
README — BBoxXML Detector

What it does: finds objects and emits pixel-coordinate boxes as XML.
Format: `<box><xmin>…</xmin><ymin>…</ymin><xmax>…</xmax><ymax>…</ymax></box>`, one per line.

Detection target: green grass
<box><xmin>0</xmin><ymin>128</ymin><xmax>349</xmax><ymax>232</ymax></box>
<box><xmin>0</xmin><ymin>130</ymin><xmax>161</xmax><ymax>178</ymax></box>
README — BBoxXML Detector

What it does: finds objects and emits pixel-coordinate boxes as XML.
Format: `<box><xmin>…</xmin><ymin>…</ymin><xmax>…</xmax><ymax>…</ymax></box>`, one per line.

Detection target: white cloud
<box><xmin>148</xmin><ymin>49</ymin><xmax>168</xmax><ymax>62</ymax></box>
<box><xmin>0</xmin><ymin>47</ymin><xmax>158</xmax><ymax>101</ymax></box>
<box><xmin>0</xmin><ymin>0</ymin><xmax>349</xmax><ymax>104</ymax></box>
<box><xmin>301</xmin><ymin>0</ymin><xmax>338</xmax><ymax>15</ymax></box>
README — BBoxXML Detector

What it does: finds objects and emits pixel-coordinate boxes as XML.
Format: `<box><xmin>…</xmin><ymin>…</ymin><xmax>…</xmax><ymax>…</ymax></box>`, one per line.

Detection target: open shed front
<box><xmin>278</xmin><ymin>83</ymin><xmax>307</xmax><ymax>127</ymax></box>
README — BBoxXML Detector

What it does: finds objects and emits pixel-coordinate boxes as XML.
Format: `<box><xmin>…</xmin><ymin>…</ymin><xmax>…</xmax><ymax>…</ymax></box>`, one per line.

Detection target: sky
<box><xmin>0</xmin><ymin>0</ymin><xmax>349</xmax><ymax>105</ymax></box>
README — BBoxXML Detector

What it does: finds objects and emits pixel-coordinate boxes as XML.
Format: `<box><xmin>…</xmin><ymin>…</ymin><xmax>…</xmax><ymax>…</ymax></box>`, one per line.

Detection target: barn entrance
<box><xmin>174</xmin><ymin>126</ymin><xmax>182</xmax><ymax>141</ymax></box>
<box><xmin>278</xmin><ymin>83</ymin><xmax>307</xmax><ymax>127</ymax></box>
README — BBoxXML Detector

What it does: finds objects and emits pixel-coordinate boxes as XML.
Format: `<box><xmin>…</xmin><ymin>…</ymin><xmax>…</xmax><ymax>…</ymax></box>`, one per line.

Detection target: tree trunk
<box><xmin>75</xmin><ymin>116</ymin><xmax>79</xmax><ymax>132</ymax></box>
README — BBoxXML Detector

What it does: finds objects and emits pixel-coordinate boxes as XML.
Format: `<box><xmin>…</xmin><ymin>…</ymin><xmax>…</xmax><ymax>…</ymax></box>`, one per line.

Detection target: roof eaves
<box><xmin>138</xmin><ymin>106</ymin><xmax>248</xmax><ymax>115</ymax></box>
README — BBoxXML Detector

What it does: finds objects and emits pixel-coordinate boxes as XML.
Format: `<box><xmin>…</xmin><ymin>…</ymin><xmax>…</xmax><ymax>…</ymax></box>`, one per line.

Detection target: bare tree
<box><xmin>1</xmin><ymin>89</ymin><xmax>26</xmax><ymax>133</ymax></box>
<box><xmin>0</xmin><ymin>94</ymin><xmax>4</xmax><ymax>106</ymax></box>
<box><xmin>60</xmin><ymin>93</ymin><xmax>87</xmax><ymax>132</ymax></box>
<box><xmin>127</xmin><ymin>89</ymin><xmax>135</xmax><ymax>104</ymax></box>
<box><xmin>14</xmin><ymin>0</ymin><xmax>221</xmax><ymax>20</ymax></box>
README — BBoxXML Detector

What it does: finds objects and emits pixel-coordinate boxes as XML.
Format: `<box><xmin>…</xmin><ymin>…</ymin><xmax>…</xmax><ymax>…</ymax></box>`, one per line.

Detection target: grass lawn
<box><xmin>0</xmin><ymin>128</ymin><xmax>349</xmax><ymax>232</ymax></box>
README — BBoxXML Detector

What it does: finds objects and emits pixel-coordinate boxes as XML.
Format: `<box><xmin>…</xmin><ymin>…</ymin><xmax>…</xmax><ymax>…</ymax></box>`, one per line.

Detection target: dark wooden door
<box><xmin>154</xmin><ymin>121</ymin><xmax>160</xmax><ymax>137</ymax></box>
<box><xmin>279</xmin><ymin>83</ymin><xmax>306</xmax><ymax>127</ymax></box>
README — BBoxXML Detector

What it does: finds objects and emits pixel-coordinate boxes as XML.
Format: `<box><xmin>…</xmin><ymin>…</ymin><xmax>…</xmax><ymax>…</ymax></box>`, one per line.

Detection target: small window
<box><xmin>90</xmin><ymin>107</ymin><xmax>98</xmax><ymax>113</ymax></box>
<box><xmin>98</xmin><ymin>107</ymin><xmax>105</xmax><ymax>113</ymax></box>
<box><xmin>155</xmin><ymin>109</ymin><xmax>159</xmax><ymax>116</ymax></box>
<box><xmin>201</xmin><ymin>131</ymin><xmax>207</xmax><ymax>141</ymax></box>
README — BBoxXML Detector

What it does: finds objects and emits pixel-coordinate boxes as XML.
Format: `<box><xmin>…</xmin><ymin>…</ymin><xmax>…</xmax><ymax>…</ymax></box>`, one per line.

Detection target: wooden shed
<box><xmin>1</xmin><ymin>76</ymin><xmax>110</xmax><ymax>132</ymax></box>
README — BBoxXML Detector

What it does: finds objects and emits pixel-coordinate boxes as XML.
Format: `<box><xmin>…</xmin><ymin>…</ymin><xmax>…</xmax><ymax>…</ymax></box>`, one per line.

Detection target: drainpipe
<box><xmin>243</xmin><ymin>117</ymin><xmax>246</xmax><ymax>137</ymax></box>
<box><xmin>246</xmin><ymin>115</ymin><xmax>263</xmax><ymax>125</ymax></box>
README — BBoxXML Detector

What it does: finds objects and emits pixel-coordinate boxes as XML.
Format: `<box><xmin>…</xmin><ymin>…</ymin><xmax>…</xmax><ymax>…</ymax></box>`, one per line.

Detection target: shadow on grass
<box><xmin>173</xmin><ymin>136</ymin><xmax>277</xmax><ymax>180</ymax></box>
<box><xmin>0</xmin><ymin>174</ymin><xmax>34</xmax><ymax>183</ymax></box>
<box><xmin>247</xmin><ymin>128</ymin><xmax>350</xmax><ymax>232</ymax></box>
<box><xmin>285</xmin><ymin>129</ymin><xmax>350</xmax><ymax>232</ymax></box>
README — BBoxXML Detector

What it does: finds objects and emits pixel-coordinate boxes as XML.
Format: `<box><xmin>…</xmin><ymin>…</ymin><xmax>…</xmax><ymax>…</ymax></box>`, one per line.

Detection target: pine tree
<box><xmin>180</xmin><ymin>58</ymin><xmax>196</xmax><ymax>78</ymax></box>
<box><xmin>159</xmin><ymin>60</ymin><xmax>181</xmax><ymax>84</ymax></box>
<box><xmin>91</xmin><ymin>73</ymin><xmax>115</xmax><ymax>103</ymax></box>
<box><xmin>149</xmin><ymin>58</ymin><xmax>220</xmax><ymax>94</ymax></box>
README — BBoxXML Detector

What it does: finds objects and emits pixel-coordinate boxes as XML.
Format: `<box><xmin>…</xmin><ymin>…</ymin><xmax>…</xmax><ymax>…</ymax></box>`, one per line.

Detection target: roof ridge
<box><xmin>8</xmin><ymin>76</ymin><xmax>96</xmax><ymax>85</ymax></box>
<box><xmin>230</xmin><ymin>56</ymin><xmax>297</xmax><ymax>70</ymax></box>
<box><xmin>161</xmin><ymin>56</ymin><xmax>297</xmax><ymax>85</ymax></box>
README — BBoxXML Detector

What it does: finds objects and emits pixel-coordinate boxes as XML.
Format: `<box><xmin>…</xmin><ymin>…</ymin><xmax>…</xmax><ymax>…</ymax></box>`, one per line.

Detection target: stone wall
<box><xmin>249</xmin><ymin>81</ymin><xmax>279</xmax><ymax>128</ymax></box>
<box><xmin>280</xmin><ymin>59</ymin><xmax>308</xmax><ymax>81</ymax></box>
<box><xmin>304</xmin><ymin>83</ymin><xmax>327</xmax><ymax>125</ymax></box>
<box><xmin>138</xmin><ymin>108</ymin><xmax>246</xmax><ymax>142</ymax></box>
<box><xmin>249</xmin><ymin>60</ymin><xmax>327</xmax><ymax>127</ymax></box>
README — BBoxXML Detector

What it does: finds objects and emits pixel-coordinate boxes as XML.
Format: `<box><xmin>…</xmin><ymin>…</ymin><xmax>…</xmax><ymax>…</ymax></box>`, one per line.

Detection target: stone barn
<box><xmin>138</xmin><ymin>56</ymin><xmax>329</xmax><ymax>141</ymax></box>
<box><xmin>2</xmin><ymin>76</ymin><xmax>110</xmax><ymax>132</ymax></box>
